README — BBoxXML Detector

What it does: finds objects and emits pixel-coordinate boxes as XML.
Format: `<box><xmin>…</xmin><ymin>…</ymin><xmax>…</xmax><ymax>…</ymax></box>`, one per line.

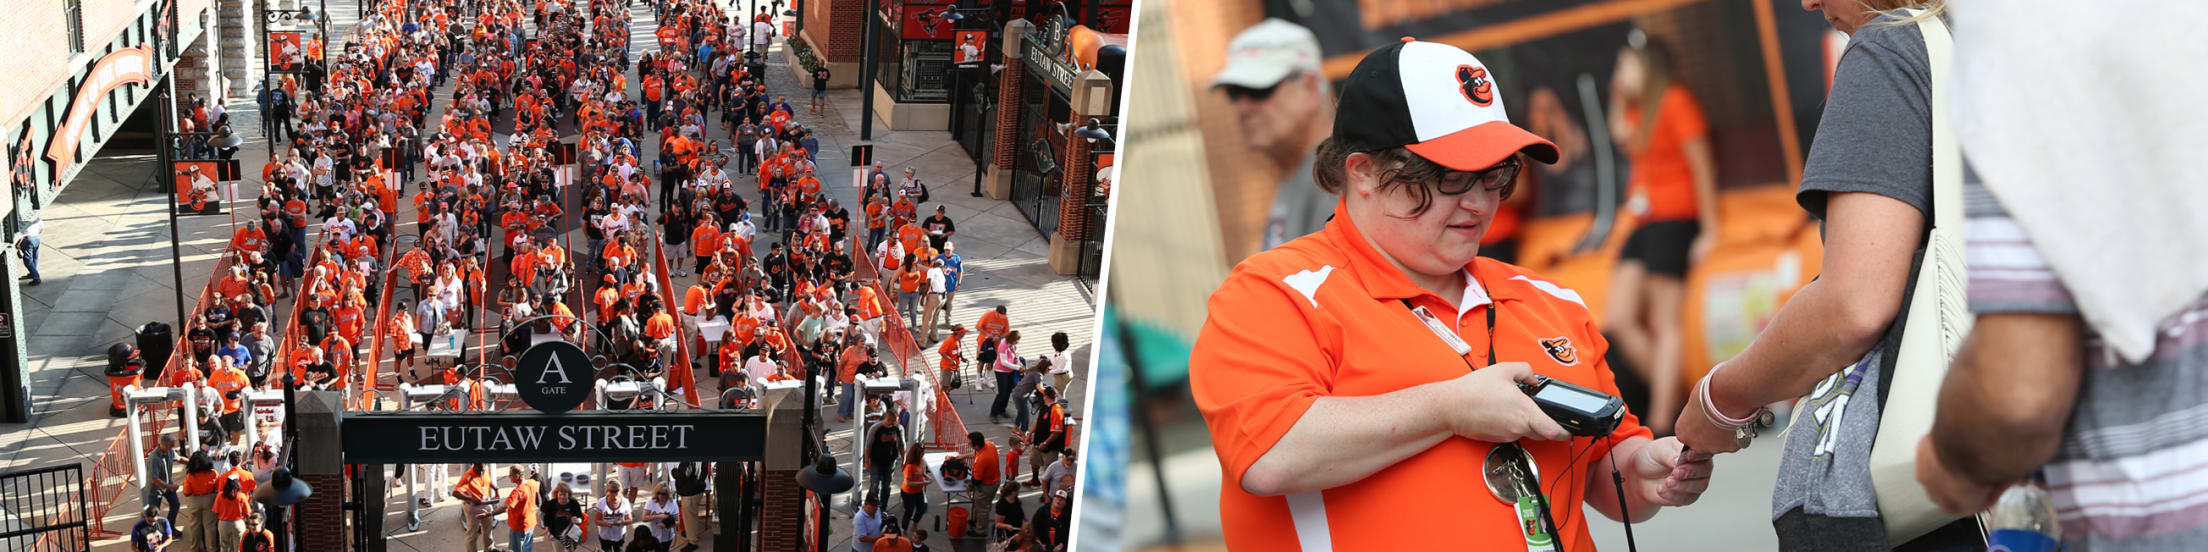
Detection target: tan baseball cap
<box><xmin>1211</xmin><ymin>19</ymin><xmax>1322</xmax><ymax>90</ymax></box>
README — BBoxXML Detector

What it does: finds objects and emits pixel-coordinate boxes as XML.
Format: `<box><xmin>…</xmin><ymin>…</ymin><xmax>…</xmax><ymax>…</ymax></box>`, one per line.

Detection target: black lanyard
<box><xmin>1404</xmin><ymin>286</ymin><xmax>1566</xmax><ymax>543</ymax></box>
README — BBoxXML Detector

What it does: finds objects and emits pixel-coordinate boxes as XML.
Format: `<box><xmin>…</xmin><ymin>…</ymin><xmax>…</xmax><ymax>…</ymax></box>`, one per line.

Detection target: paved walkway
<box><xmin>0</xmin><ymin>0</ymin><xmax>1095</xmax><ymax>550</ymax></box>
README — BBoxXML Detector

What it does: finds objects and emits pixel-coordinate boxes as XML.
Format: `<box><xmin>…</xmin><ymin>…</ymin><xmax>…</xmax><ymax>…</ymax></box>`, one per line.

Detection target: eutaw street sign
<box><xmin>339</xmin><ymin>411</ymin><xmax>766</xmax><ymax>463</ymax></box>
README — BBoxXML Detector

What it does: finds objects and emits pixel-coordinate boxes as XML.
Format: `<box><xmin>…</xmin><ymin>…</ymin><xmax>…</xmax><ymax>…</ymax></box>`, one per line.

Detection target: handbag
<box><xmin>1863</xmin><ymin>11</ymin><xmax>1974</xmax><ymax>544</ymax></box>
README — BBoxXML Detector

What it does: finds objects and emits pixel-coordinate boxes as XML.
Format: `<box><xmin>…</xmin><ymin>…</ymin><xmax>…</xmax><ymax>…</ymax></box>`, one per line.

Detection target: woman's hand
<box><xmin>1442</xmin><ymin>362</ymin><xmax>1571</xmax><ymax>443</ymax></box>
<box><xmin>1673</xmin><ymin>378</ymin><xmax>1747</xmax><ymax>454</ymax></box>
<box><xmin>1632</xmin><ymin>436</ymin><xmax>1715</xmax><ymax>506</ymax></box>
<box><xmin>1689</xmin><ymin>230</ymin><xmax>1719</xmax><ymax>266</ymax></box>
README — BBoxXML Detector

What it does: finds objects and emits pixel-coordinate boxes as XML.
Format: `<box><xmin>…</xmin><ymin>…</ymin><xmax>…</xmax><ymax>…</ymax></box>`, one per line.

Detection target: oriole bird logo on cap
<box><xmin>1539</xmin><ymin>336</ymin><xmax>1578</xmax><ymax>365</ymax></box>
<box><xmin>1457</xmin><ymin>65</ymin><xmax>1495</xmax><ymax>107</ymax></box>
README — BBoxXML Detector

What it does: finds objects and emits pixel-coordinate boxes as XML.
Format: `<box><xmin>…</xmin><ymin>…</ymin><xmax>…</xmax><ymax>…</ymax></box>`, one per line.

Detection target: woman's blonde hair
<box><xmin>1861</xmin><ymin>0</ymin><xmax>1947</xmax><ymax>26</ymax></box>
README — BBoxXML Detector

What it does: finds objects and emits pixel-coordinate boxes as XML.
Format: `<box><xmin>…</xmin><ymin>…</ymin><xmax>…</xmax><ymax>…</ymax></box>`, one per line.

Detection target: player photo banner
<box><xmin>954</xmin><ymin>30</ymin><xmax>987</xmax><ymax>64</ymax></box>
<box><xmin>269</xmin><ymin>32</ymin><xmax>306</xmax><ymax>72</ymax></box>
<box><xmin>174</xmin><ymin>160</ymin><xmax>227</xmax><ymax>215</ymax></box>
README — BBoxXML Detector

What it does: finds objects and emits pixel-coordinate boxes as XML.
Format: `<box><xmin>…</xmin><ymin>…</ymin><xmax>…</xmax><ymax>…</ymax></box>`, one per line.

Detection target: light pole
<box><xmin>858</xmin><ymin>0</ymin><xmax>880</xmax><ymax>141</ymax></box>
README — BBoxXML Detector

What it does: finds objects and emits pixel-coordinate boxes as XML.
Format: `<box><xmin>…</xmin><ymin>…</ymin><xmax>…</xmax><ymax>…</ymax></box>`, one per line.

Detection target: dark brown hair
<box><xmin>1311</xmin><ymin>137</ymin><xmax>1517</xmax><ymax>217</ymax></box>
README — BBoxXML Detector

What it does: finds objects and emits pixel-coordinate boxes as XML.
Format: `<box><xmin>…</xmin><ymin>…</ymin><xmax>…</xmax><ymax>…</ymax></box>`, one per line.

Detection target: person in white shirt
<box><xmin>920</xmin><ymin>258</ymin><xmax>949</xmax><ymax>340</ymax></box>
<box><xmin>751</xmin><ymin>19</ymin><xmax>774</xmax><ymax>52</ymax></box>
<box><xmin>1046</xmin><ymin>331</ymin><xmax>1074</xmax><ymax>394</ymax></box>
<box><xmin>640</xmin><ymin>484</ymin><xmax>681</xmax><ymax>547</ymax></box>
<box><xmin>593</xmin><ymin>482</ymin><xmax>632</xmax><ymax>552</ymax></box>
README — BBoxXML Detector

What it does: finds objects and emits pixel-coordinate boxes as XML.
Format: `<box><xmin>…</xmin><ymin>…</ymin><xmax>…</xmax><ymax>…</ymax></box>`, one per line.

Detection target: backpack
<box><xmin>672</xmin><ymin>462</ymin><xmax>708</xmax><ymax>496</ymax></box>
<box><xmin>976</xmin><ymin>336</ymin><xmax>998</xmax><ymax>368</ymax></box>
<box><xmin>940</xmin><ymin>456</ymin><xmax>969</xmax><ymax>481</ymax></box>
<box><xmin>916</xmin><ymin>179</ymin><xmax>930</xmax><ymax>204</ymax></box>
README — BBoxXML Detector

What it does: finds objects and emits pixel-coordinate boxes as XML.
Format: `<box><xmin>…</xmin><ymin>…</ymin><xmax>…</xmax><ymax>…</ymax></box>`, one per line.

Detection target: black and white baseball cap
<box><xmin>1335</xmin><ymin>38</ymin><xmax>1559</xmax><ymax>170</ymax></box>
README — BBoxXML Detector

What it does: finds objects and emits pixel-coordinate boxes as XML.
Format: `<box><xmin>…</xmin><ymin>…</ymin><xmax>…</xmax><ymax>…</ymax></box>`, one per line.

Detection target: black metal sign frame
<box><xmin>339</xmin><ymin>410</ymin><xmax>767</xmax><ymax>463</ymax></box>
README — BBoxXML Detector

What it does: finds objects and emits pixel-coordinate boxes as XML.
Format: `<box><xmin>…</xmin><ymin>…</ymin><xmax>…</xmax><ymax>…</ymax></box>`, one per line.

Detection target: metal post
<box><xmin>281</xmin><ymin>373</ymin><xmax>297</xmax><ymax>552</ymax></box>
<box><xmin>181</xmin><ymin>385</ymin><xmax>201</xmax><ymax>452</ymax></box>
<box><xmin>155</xmin><ymin>72</ymin><xmax>189</xmax><ymax>338</ymax></box>
<box><xmin>126</xmin><ymin>393</ymin><xmax>149</xmax><ymax>497</ymax></box>
<box><xmin>858</xmin><ymin>0</ymin><xmax>878</xmax><ymax>140</ymax></box>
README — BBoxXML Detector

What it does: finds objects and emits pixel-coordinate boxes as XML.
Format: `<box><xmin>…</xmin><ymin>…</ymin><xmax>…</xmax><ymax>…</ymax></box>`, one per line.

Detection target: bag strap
<box><xmin>1916</xmin><ymin>12</ymin><xmax>1961</xmax><ymax>227</ymax></box>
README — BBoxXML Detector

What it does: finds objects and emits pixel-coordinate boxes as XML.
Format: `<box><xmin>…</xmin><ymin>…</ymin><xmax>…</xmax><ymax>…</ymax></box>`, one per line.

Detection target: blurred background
<box><xmin>1096</xmin><ymin>0</ymin><xmax>1860</xmax><ymax>549</ymax></box>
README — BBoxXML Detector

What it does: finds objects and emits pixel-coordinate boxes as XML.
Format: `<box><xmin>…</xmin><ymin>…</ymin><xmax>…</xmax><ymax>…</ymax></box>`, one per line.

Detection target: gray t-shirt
<box><xmin>1772</xmin><ymin>12</ymin><xmax>1939</xmax><ymax>551</ymax></box>
<box><xmin>1262</xmin><ymin>155</ymin><xmax>1334</xmax><ymax>250</ymax></box>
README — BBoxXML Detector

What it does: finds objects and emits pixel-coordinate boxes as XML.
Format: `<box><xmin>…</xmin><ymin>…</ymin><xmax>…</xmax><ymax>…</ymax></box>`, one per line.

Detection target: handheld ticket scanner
<box><xmin>850</xmin><ymin>375</ymin><xmax>916</xmax><ymax>507</ymax></box>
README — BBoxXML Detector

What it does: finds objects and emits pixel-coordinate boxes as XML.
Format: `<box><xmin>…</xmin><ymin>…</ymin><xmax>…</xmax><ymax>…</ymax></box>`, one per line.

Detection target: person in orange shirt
<box><xmin>865</xmin><ymin>196</ymin><xmax>889</xmax><ymax>247</ymax></box>
<box><xmin>896</xmin><ymin>257</ymin><xmax>927</xmax><ymax>329</ymax></box>
<box><xmin>937</xmin><ymin>325</ymin><xmax>968</xmax><ymax>380</ymax></box>
<box><xmin>973</xmin><ymin>305</ymin><xmax>1009</xmax><ymax>352</ymax></box>
<box><xmin>497</xmin><ymin>466</ymin><xmax>540</xmax><ymax>552</ymax></box>
<box><xmin>645</xmin><ymin>309</ymin><xmax>678</xmax><ymax>359</ymax></box>
<box><xmin>221</xmin><ymin>450</ymin><xmax>257</xmax><ymax>494</ymax></box>
<box><xmin>595</xmin><ymin>275</ymin><xmax>622</xmax><ymax>321</ymax></box>
<box><xmin>231</xmin><ymin>223</ymin><xmax>268</xmax><ymax>257</ymax></box>
<box><xmin>894</xmin><ymin>221</ymin><xmax>926</xmax><ymax>262</ymax></box>
<box><xmin>1187</xmin><ymin>41</ymin><xmax>1710</xmax><ymax>550</ymax></box>
<box><xmin>215</xmin><ymin>265</ymin><xmax>254</xmax><ymax>304</ymax></box>
<box><xmin>208</xmin><ymin>359</ymin><xmax>251</xmax><ymax>445</ymax></box>
<box><xmin>691</xmin><ymin>216</ymin><xmax>721</xmax><ymax>275</ymax></box>
<box><xmin>835</xmin><ymin>336</ymin><xmax>868</xmax><ymax>423</ymax></box>
<box><xmin>453</xmin><ymin>463</ymin><xmax>500</xmax><ymax>552</ymax></box>
<box><xmin>1603</xmin><ymin>37</ymin><xmax>1718</xmax><ymax>434</ymax></box>
<box><xmin>212</xmin><ymin>478</ymin><xmax>251</xmax><ymax>551</ymax></box>
<box><xmin>963</xmin><ymin>429</ymin><xmax>1003</xmax><ymax>522</ymax></box>
<box><xmin>898</xmin><ymin>443</ymin><xmax>933</xmax><ymax>529</ymax></box>
<box><xmin>855</xmin><ymin>285</ymin><xmax>886</xmax><ymax>343</ymax></box>
<box><xmin>390</xmin><ymin>306</ymin><xmax>419</xmax><ymax>383</ymax></box>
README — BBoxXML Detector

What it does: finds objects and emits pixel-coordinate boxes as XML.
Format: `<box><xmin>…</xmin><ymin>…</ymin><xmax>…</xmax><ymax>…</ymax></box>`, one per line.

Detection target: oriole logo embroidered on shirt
<box><xmin>1539</xmin><ymin>336</ymin><xmax>1578</xmax><ymax>365</ymax></box>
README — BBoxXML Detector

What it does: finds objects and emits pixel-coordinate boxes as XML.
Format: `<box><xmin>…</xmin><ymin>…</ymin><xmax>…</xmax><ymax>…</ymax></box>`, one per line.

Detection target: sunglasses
<box><xmin>1426</xmin><ymin>157</ymin><xmax>1522</xmax><ymax>197</ymax></box>
<box><xmin>1220</xmin><ymin>75</ymin><xmax>1294</xmax><ymax>102</ymax></box>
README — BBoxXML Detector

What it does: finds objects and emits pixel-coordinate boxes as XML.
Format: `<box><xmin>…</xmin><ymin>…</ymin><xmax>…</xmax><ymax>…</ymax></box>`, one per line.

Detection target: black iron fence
<box><xmin>0</xmin><ymin>464</ymin><xmax>90</xmax><ymax>552</ymax></box>
<box><xmin>1077</xmin><ymin>201</ymin><xmax>1108</xmax><ymax>284</ymax></box>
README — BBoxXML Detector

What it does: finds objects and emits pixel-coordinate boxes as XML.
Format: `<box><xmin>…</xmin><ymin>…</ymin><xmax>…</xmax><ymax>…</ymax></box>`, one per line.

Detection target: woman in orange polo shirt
<box><xmin>1603</xmin><ymin>35</ymin><xmax>1719</xmax><ymax>434</ymax></box>
<box><xmin>899</xmin><ymin>443</ymin><xmax>934</xmax><ymax>530</ymax></box>
<box><xmin>1190</xmin><ymin>40</ymin><xmax>1713</xmax><ymax>551</ymax></box>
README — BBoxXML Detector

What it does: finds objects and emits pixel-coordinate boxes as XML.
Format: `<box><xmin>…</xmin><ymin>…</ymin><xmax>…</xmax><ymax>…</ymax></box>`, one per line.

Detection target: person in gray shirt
<box><xmin>1210</xmin><ymin>19</ymin><xmax>1336</xmax><ymax>251</ymax></box>
<box><xmin>1671</xmin><ymin>5</ymin><xmax>1984</xmax><ymax>550</ymax></box>
<box><xmin>143</xmin><ymin>435</ymin><xmax>180</xmax><ymax>521</ymax></box>
<box><xmin>237</xmin><ymin>322</ymin><xmax>278</xmax><ymax>386</ymax></box>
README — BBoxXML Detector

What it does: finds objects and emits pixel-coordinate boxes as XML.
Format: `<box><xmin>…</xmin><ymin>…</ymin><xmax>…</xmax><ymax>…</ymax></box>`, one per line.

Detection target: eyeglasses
<box><xmin>1426</xmin><ymin>157</ymin><xmax>1521</xmax><ymax>197</ymax></box>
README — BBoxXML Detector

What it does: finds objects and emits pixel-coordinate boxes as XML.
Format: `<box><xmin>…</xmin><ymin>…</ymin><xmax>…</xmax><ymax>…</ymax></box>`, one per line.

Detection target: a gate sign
<box><xmin>513</xmin><ymin>341</ymin><xmax>592</xmax><ymax>413</ymax></box>
<box><xmin>339</xmin><ymin>411</ymin><xmax>767</xmax><ymax>463</ymax></box>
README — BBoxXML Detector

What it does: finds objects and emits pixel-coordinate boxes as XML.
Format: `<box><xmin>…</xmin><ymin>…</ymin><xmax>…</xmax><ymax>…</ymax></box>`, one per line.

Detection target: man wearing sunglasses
<box><xmin>1212</xmin><ymin>19</ymin><xmax>1336</xmax><ymax>251</ymax></box>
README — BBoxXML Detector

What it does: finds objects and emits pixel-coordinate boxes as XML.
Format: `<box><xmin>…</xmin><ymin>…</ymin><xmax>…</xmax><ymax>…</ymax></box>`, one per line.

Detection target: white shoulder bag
<box><xmin>1866</xmin><ymin>11</ymin><xmax>1974</xmax><ymax>544</ymax></box>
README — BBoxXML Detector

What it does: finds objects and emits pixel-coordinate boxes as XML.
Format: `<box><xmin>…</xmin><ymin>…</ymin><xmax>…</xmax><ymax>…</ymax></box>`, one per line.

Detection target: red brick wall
<box><xmin>296</xmin><ymin>473</ymin><xmax>346</xmax><ymax>549</ymax></box>
<box><xmin>1056</xmin><ymin>116</ymin><xmax>1091</xmax><ymax>241</ymax></box>
<box><xmin>804</xmin><ymin>0</ymin><xmax>868</xmax><ymax>64</ymax></box>
<box><xmin>991</xmin><ymin>59</ymin><xmax>1024</xmax><ymax>172</ymax></box>
<box><xmin>760</xmin><ymin>469</ymin><xmax>803</xmax><ymax>552</ymax></box>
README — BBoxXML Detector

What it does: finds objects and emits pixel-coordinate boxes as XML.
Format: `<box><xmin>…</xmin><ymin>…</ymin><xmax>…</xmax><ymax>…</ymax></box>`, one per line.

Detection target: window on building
<box><xmin>64</xmin><ymin>0</ymin><xmax>85</xmax><ymax>53</ymax></box>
